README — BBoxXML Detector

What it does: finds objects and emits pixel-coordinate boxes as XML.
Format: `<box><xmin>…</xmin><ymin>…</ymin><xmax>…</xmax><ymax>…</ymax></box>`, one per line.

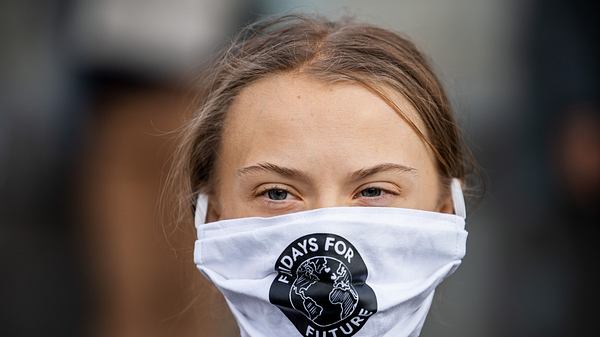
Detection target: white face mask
<box><xmin>194</xmin><ymin>178</ymin><xmax>468</xmax><ymax>337</ymax></box>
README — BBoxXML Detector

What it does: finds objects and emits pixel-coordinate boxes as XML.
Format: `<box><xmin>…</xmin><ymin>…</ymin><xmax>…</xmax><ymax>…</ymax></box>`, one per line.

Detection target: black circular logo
<box><xmin>269</xmin><ymin>233</ymin><xmax>377</xmax><ymax>337</ymax></box>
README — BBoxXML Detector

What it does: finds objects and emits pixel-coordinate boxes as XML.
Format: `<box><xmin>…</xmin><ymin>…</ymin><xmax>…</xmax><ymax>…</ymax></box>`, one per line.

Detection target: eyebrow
<box><xmin>237</xmin><ymin>162</ymin><xmax>416</xmax><ymax>182</ymax></box>
<box><xmin>348</xmin><ymin>163</ymin><xmax>417</xmax><ymax>181</ymax></box>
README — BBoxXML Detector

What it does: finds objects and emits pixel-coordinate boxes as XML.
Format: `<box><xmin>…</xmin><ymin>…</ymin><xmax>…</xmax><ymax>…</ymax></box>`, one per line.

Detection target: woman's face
<box><xmin>208</xmin><ymin>73</ymin><xmax>453</xmax><ymax>221</ymax></box>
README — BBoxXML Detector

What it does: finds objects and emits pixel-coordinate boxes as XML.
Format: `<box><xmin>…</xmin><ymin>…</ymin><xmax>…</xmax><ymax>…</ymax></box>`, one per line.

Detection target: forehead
<box><xmin>220</xmin><ymin>72</ymin><xmax>432</xmax><ymax>171</ymax></box>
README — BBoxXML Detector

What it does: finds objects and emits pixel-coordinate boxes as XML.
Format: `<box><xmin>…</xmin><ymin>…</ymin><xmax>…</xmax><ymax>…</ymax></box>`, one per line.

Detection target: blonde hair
<box><xmin>166</xmin><ymin>13</ymin><xmax>474</xmax><ymax>228</ymax></box>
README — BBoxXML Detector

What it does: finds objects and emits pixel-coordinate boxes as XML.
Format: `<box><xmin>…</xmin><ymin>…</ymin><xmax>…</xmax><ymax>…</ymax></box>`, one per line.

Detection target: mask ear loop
<box><xmin>194</xmin><ymin>193</ymin><xmax>209</xmax><ymax>226</ymax></box>
<box><xmin>450</xmin><ymin>178</ymin><xmax>467</xmax><ymax>219</ymax></box>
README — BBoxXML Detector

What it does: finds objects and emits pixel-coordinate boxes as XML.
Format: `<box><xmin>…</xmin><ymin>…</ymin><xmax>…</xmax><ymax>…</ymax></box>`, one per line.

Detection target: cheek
<box><xmin>411</xmin><ymin>170</ymin><xmax>442</xmax><ymax>211</ymax></box>
<box><xmin>212</xmin><ymin>180</ymin><xmax>268</xmax><ymax>220</ymax></box>
<box><xmin>399</xmin><ymin>148</ymin><xmax>442</xmax><ymax>211</ymax></box>
<box><xmin>424</xmin><ymin>180</ymin><xmax>443</xmax><ymax>211</ymax></box>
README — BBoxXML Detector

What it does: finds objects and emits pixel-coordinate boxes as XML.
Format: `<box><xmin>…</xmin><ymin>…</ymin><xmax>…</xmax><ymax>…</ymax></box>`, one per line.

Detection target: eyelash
<box><xmin>256</xmin><ymin>185</ymin><xmax>399</xmax><ymax>201</ymax></box>
<box><xmin>256</xmin><ymin>185</ymin><xmax>294</xmax><ymax>201</ymax></box>
<box><xmin>352</xmin><ymin>185</ymin><xmax>399</xmax><ymax>199</ymax></box>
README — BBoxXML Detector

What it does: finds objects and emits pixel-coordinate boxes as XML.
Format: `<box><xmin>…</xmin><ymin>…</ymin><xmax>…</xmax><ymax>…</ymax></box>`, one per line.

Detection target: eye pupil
<box><xmin>361</xmin><ymin>187</ymin><xmax>382</xmax><ymax>197</ymax></box>
<box><xmin>267</xmin><ymin>189</ymin><xmax>288</xmax><ymax>200</ymax></box>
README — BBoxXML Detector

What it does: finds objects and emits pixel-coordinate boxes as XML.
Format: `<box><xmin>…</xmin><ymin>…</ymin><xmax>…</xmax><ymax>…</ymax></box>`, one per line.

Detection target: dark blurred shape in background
<box><xmin>1</xmin><ymin>1</ymin><xmax>255</xmax><ymax>336</ymax></box>
<box><xmin>0</xmin><ymin>1</ymin><xmax>598</xmax><ymax>337</ymax></box>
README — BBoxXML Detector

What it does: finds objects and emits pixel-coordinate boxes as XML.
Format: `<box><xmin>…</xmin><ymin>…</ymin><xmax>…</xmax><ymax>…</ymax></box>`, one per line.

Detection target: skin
<box><xmin>207</xmin><ymin>72</ymin><xmax>453</xmax><ymax>221</ymax></box>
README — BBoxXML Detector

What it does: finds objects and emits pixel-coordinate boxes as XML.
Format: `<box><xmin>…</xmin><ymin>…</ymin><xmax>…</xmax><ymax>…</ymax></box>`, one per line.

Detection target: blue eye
<box><xmin>266</xmin><ymin>188</ymin><xmax>289</xmax><ymax>200</ymax></box>
<box><xmin>359</xmin><ymin>187</ymin><xmax>383</xmax><ymax>198</ymax></box>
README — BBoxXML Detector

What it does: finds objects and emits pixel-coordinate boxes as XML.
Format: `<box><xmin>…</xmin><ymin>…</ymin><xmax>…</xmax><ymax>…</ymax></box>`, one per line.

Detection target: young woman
<box><xmin>169</xmin><ymin>14</ymin><xmax>473</xmax><ymax>337</ymax></box>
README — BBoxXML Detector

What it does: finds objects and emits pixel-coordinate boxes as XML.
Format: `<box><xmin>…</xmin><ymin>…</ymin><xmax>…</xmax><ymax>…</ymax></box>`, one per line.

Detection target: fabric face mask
<box><xmin>194</xmin><ymin>178</ymin><xmax>468</xmax><ymax>337</ymax></box>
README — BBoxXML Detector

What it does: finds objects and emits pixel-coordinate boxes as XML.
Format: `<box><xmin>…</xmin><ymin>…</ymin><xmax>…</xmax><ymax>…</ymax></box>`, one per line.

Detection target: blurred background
<box><xmin>1</xmin><ymin>0</ymin><xmax>598</xmax><ymax>337</ymax></box>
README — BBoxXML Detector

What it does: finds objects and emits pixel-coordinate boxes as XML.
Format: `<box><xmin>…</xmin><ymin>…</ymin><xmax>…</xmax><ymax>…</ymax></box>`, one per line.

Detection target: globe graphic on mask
<box><xmin>289</xmin><ymin>256</ymin><xmax>359</xmax><ymax>326</ymax></box>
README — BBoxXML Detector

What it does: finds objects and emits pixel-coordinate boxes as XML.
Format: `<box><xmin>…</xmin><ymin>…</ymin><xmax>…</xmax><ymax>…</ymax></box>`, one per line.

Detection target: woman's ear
<box><xmin>206</xmin><ymin>198</ymin><xmax>221</xmax><ymax>223</ymax></box>
<box><xmin>437</xmin><ymin>192</ymin><xmax>454</xmax><ymax>214</ymax></box>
